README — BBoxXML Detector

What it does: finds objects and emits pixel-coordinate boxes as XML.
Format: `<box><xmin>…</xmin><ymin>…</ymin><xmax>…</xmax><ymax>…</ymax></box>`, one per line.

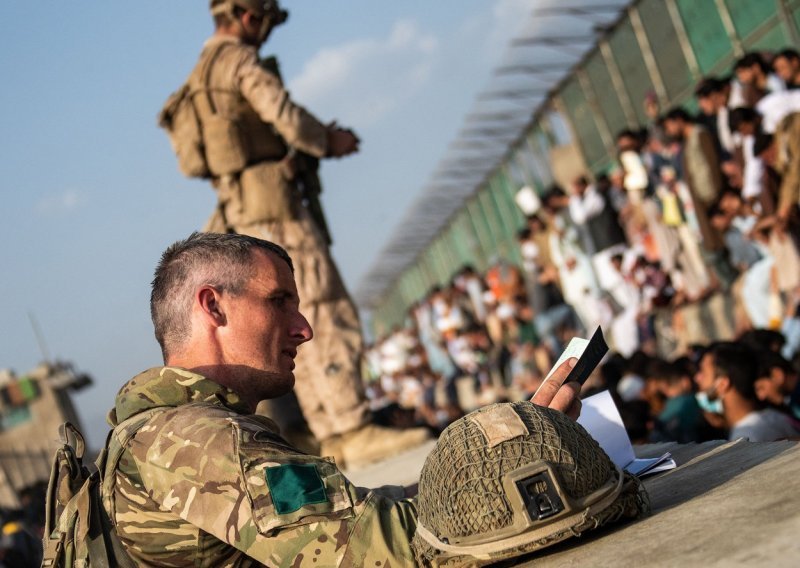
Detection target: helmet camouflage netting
<box><xmin>412</xmin><ymin>401</ymin><xmax>649</xmax><ymax>567</ymax></box>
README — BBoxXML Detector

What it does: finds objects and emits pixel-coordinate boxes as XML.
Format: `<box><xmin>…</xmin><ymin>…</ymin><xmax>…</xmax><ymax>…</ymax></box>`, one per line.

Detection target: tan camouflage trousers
<box><xmin>228</xmin><ymin>209</ymin><xmax>371</xmax><ymax>441</ymax></box>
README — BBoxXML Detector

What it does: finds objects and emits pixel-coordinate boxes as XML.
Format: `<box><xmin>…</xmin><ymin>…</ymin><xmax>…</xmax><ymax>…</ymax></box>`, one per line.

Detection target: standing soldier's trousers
<box><xmin>229</xmin><ymin>208</ymin><xmax>371</xmax><ymax>442</ymax></box>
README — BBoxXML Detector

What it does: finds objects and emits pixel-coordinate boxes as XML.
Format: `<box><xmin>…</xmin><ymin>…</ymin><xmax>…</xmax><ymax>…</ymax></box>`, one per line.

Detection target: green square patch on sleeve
<box><xmin>265</xmin><ymin>463</ymin><xmax>328</xmax><ymax>515</ymax></box>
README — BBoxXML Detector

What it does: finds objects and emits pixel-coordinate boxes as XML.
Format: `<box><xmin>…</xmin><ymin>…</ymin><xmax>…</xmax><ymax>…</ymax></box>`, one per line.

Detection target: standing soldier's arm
<box><xmin>237</xmin><ymin>52</ymin><xmax>344</xmax><ymax>159</ymax></box>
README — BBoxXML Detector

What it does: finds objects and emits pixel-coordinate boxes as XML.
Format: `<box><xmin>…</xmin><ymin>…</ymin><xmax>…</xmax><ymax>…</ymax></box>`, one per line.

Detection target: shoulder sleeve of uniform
<box><xmin>128</xmin><ymin>404</ymin><xmax>417</xmax><ymax>566</ymax></box>
<box><xmin>234</xmin><ymin>53</ymin><xmax>329</xmax><ymax>157</ymax></box>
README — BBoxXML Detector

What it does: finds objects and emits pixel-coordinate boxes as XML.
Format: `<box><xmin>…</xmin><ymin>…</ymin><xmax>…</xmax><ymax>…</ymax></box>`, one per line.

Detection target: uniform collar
<box><xmin>108</xmin><ymin>366</ymin><xmax>251</xmax><ymax>426</ymax></box>
<box><xmin>204</xmin><ymin>34</ymin><xmax>243</xmax><ymax>49</ymax></box>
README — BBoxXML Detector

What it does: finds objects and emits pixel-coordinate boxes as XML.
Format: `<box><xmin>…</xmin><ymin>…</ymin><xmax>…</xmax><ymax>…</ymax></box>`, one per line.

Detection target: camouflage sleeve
<box><xmin>235</xmin><ymin>51</ymin><xmax>329</xmax><ymax>158</ymax></box>
<box><xmin>364</xmin><ymin>484</ymin><xmax>409</xmax><ymax>500</ymax></box>
<box><xmin>128</xmin><ymin>405</ymin><xmax>418</xmax><ymax>567</ymax></box>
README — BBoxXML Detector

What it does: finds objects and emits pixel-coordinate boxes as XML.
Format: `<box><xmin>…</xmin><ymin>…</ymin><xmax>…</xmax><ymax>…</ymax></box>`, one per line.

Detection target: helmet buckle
<box><xmin>517</xmin><ymin>471</ymin><xmax>565</xmax><ymax>521</ymax></box>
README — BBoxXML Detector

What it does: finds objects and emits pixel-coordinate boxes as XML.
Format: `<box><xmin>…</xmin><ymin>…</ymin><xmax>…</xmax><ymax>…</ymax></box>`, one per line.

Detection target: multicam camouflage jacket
<box><xmin>103</xmin><ymin>367</ymin><xmax>418</xmax><ymax>567</ymax></box>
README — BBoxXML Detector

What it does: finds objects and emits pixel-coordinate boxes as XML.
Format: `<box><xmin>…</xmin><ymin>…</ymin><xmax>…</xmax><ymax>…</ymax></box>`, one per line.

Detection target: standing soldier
<box><xmin>159</xmin><ymin>0</ymin><xmax>427</xmax><ymax>468</ymax></box>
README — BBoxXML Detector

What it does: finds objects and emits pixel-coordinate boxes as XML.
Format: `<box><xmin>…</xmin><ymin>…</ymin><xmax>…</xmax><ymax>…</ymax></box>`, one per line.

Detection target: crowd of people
<box><xmin>363</xmin><ymin>48</ymin><xmax>800</xmax><ymax>445</ymax></box>
<box><xmin>6</xmin><ymin>45</ymin><xmax>800</xmax><ymax>568</ymax></box>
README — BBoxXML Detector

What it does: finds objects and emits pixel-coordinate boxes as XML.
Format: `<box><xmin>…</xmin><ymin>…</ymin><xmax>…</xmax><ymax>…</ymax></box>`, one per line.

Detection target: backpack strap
<box><xmin>84</xmin><ymin>473</ymin><xmax>133</xmax><ymax>568</ymax></box>
<box><xmin>189</xmin><ymin>41</ymin><xmax>232</xmax><ymax>118</ymax></box>
<box><xmin>42</xmin><ymin>422</ymin><xmax>90</xmax><ymax>566</ymax></box>
<box><xmin>42</xmin><ymin>409</ymin><xmax>170</xmax><ymax>567</ymax></box>
<box><xmin>98</xmin><ymin>406</ymin><xmax>170</xmax><ymax>527</ymax></box>
<box><xmin>91</xmin><ymin>406</ymin><xmax>170</xmax><ymax>568</ymax></box>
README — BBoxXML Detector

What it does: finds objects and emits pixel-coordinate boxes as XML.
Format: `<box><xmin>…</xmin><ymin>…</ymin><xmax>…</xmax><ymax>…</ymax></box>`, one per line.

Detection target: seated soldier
<box><xmin>100</xmin><ymin>232</ymin><xmax>582</xmax><ymax>566</ymax></box>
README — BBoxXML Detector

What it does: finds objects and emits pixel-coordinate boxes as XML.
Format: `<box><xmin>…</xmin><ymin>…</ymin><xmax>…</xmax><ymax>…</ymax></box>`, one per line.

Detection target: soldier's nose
<box><xmin>293</xmin><ymin>313</ymin><xmax>313</xmax><ymax>343</ymax></box>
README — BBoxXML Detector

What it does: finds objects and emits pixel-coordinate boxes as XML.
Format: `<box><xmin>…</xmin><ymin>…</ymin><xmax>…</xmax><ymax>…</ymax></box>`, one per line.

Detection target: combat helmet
<box><xmin>412</xmin><ymin>401</ymin><xmax>649</xmax><ymax>567</ymax></box>
<box><xmin>210</xmin><ymin>0</ymin><xmax>288</xmax><ymax>42</ymax></box>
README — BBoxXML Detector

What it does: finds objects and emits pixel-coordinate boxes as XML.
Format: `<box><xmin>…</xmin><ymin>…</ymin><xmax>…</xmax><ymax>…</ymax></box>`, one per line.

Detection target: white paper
<box><xmin>542</xmin><ymin>337</ymin><xmax>589</xmax><ymax>383</ymax></box>
<box><xmin>625</xmin><ymin>455</ymin><xmax>671</xmax><ymax>476</ymax></box>
<box><xmin>643</xmin><ymin>459</ymin><xmax>677</xmax><ymax>475</ymax></box>
<box><xmin>535</xmin><ymin>328</ymin><xmax>608</xmax><ymax>398</ymax></box>
<box><xmin>578</xmin><ymin>390</ymin><xmax>676</xmax><ymax>477</ymax></box>
<box><xmin>577</xmin><ymin>390</ymin><xmax>635</xmax><ymax>468</ymax></box>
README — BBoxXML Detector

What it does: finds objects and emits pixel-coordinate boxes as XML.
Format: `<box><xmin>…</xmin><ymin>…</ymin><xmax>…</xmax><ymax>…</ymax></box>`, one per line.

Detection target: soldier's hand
<box><xmin>326</xmin><ymin>124</ymin><xmax>360</xmax><ymax>158</ymax></box>
<box><xmin>531</xmin><ymin>357</ymin><xmax>581</xmax><ymax>420</ymax></box>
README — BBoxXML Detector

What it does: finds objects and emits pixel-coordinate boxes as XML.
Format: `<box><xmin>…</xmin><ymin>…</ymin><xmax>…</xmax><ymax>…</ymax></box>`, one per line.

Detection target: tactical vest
<box><xmin>190</xmin><ymin>41</ymin><xmax>299</xmax><ymax>226</ymax></box>
<box><xmin>42</xmin><ymin>409</ymin><xmax>166</xmax><ymax>568</ymax></box>
<box><xmin>190</xmin><ymin>42</ymin><xmax>288</xmax><ymax>177</ymax></box>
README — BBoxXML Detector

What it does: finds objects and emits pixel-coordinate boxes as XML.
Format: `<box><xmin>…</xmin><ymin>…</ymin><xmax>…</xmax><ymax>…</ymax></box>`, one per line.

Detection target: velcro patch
<box><xmin>469</xmin><ymin>405</ymin><xmax>529</xmax><ymax>447</ymax></box>
<box><xmin>265</xmin><ymin>463</ymin><xmax>327</xmax><ymax>515</ymax></box>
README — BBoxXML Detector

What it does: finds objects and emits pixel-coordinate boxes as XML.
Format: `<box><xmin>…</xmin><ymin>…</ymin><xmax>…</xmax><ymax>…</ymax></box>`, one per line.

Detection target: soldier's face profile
<box><xmin>218</xmin><ymin>249</ymin><xmax>312</xmax><ymax>398</ymax></box>
<box><xmin>240</xmin><ymin>11</ymin><xmax>269</xmax><ymax>47</ymax></box>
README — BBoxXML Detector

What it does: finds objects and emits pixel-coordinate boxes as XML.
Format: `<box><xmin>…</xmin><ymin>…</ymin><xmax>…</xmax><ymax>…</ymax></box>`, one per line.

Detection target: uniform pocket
<box><xmin>238</xmin><ymin>161</ymin><xmax>297</xmax><ymax>224</ymax></box>
<box><xmin>204</xmin><ymin>114</ymin><xmax>250</xmax><ymax>176</ymax></box>
<box><xmin>237</xmin><ymin>426</ymin><xmax>354</xmax><ymax>536</ymax></box>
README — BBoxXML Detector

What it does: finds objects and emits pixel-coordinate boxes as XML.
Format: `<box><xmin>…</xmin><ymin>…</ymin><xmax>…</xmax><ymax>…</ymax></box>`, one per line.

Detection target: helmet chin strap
<box><xmin>257</xmin><ymin>17</ymin><xmax>273</xmax><ymax>44</ymax></box>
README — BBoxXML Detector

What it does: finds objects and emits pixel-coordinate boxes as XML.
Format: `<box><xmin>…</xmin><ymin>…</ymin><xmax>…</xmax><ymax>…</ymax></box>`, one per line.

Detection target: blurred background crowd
<box><xmin>363</xmin><ymin>48</ymin><xmax>800</xmax><ymax>448</ymax></box>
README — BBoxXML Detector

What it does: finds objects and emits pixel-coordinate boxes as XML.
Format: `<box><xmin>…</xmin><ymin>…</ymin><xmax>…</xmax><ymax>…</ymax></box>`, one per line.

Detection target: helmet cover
<box><xmin>412</xmin><ymin>401</ymin><xmax>649</xmax><ymax>566</ymax></box>
<box><xmin>210</xmin><ymin>0</ymin><xmax>288</xmax><ymax>26</ymax></box>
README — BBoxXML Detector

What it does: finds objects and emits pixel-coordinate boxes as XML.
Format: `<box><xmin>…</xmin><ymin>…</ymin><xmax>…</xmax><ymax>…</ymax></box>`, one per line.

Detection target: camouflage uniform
<box><xmin>103</xmin><ymin>367</ymin><xmax>418</xmax><ymax>567</ymax></box>
<box><xmin>195</xmin><ymin>34</ymin><xmax>370</xmax><ymax>442</ymax></box>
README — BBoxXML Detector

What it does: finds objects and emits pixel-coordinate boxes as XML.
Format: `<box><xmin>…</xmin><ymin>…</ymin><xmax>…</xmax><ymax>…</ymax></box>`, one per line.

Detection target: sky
<box><xmin>0</xmin><ymin>0</ymin><xmax>542</xmax><ymax>448</ymax></box>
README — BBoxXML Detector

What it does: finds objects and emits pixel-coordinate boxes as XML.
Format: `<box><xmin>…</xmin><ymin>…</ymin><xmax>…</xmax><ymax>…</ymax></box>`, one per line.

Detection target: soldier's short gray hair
<box><xmin>151</xmin><ymin>232</ymin><xmax>293</xmax><ymax>361</ymax></box>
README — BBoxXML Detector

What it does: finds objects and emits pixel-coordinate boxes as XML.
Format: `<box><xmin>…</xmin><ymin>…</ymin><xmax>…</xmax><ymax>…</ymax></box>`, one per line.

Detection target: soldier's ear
<box><xmin>240</xmin><ymin>10</ymin><xmax>261</xmax><ymax>33</ymax></box>
<box><xmin>198</xmin><ymin>286</ymin><xmax>226</xmax><ymax>326</ymax></box>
